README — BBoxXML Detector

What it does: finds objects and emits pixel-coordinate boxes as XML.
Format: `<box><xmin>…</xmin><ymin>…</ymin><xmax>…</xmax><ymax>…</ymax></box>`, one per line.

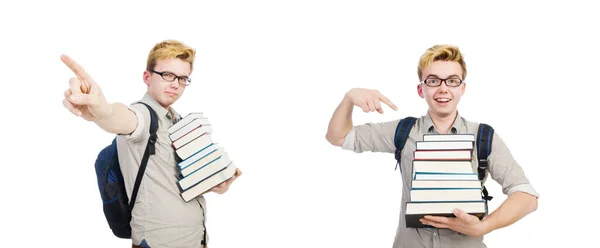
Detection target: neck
<box><xmin>429</xmin><ymin>110</ymin><xmax>457</xmax><ymax>134</ymax></box>
<box><xmin>147</xmin><ymin>90</ymin><xmax>171</xmax><ymax>110</ymax></box>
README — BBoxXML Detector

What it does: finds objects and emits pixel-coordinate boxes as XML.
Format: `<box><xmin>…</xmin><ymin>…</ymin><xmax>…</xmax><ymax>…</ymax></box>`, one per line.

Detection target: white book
<box><xmin>414</xmin><ymin>150</ymin><xmax>472</xmax><ymax>160</ymax></box>
<box><xmin>416</xmin><ymin>141</ymin><xmax>473</xmax><ymax>150</ymax></box>
<box><xmin>410</xmin><ymin>180</ymin><xmax>482</xmax><ymax>189</ymax></box>
<box><xmin>168</xmin><ymin>112</ymin><xmax>204</xmax><ymax>134</ymax></box>
<box><xmin>180</xmin><ymin>147</ymin><xmax>226</xmax><ymax>177</ymax></box>
<box><xmin>412</xmin><ymin>160</ymin><xmax>474</xmax><ymax>179</ymax></box>
<box><xmin>406</xmin><ymin>201</ymin><xmax>486</xmax><ymax>215</ymax></box>
<box><xmin>410</xmin><ymin>188</ymin><xmax>483</xmax><ymax>202</ymax></box>
<box><xmin>423</xmin><ymin>134</ymin><xmax>475</xmax><ymax>142</ymax></box>
<box><xmin>178</xmin><ymin>143</ymin><xmax>220</xmax><ymax>170</ymax></box>
<box><xmin>181</xmin><ymin>162</ymin><xmax>237</xmax><ymax>202</ymax></box>
<box><xmin>172</xmin><ymin>125</ymin><xmax>213</xmax><ymax>150</ymax></box>
<box><xmin>169</xmin><ymin>118</ymin><xmax>211</xmax><ymax>142</ymax></box>
<box><xmin>414</xmin><ymin>172</ymin><xmax>479</xmax><ymax>181</ymax></box>
<box><xmin>175</xmin><ymin>134</ymin><xmax>214</xmax><ymax>161</ymax></box>
<box><xmin>178</xmin><ymin>151</ymin><xmax>231</xmax><ymax>191</ymax></box>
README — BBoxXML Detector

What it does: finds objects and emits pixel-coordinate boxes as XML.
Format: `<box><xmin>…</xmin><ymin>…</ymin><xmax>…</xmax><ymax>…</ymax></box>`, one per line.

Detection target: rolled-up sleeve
<box><xmin>341</xmin><ymin>127</ymin><xmax>357</xmax><ymax>151</ymax></box>
<box><xmin>487</xmin><ymin>132</ymin><xmax>539</xmax><ymax>198</ymax></box>
<box><xmin>117</xmin><ymin>104</ymin><xmax>148</xmax><ymax>144</ymax></box>
<box><xmin>341</xmin><ymin>120</ymin><xmax>399</xmax><ymax>154</ymax></box>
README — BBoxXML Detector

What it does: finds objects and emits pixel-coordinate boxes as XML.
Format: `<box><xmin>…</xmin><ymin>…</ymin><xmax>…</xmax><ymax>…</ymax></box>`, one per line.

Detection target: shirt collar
<box><xmin>140</xmin><ymin>92</ymin><xmax>180</xmax><ymax>122</ymax></box>
<box><xmin>422</xmin><ymin>111</ymin><xmax>466</xmax><ymax>134</ymax></box>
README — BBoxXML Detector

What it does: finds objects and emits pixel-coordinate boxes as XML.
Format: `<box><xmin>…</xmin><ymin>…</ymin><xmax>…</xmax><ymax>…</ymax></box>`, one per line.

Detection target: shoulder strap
<box><xmin>476</xmin><ymin>123</ymin><xmax>494</xmax><ymax>202</ymax></box>
<box><xmin>394</xmin><ymin>117</ymin><xmax>417</xmax><ymax>171</ymax></box>
<box><xmin>129</xmin><ymin>102</ymin><xmax>159</xmax><ymax>208</ymax></box>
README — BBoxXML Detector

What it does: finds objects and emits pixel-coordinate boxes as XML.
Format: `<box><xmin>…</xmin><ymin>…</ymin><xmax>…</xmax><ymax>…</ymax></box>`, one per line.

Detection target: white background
<box><xmin>1</xmin><ymin>1</ymin><xmax>598</xmax><ymax>247</ymax></box>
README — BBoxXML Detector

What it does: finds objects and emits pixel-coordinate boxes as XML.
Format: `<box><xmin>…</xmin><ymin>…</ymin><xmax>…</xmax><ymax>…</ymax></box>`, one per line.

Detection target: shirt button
<box><xmin>433</xmin><ymin>232</ymin><xmax>437</xmax><ymax>236</ymax></box>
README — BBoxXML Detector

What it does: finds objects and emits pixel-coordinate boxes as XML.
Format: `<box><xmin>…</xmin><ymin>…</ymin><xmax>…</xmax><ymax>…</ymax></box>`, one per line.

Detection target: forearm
<box><xmin>482</xmin><ymin>191</ymin><xmax>538</xmax><ymax>234</ymax></box>
<box><xmin>94</xmin><ymin>102</ymin><xmax>138</xmax><ymax>135</ymax></box>
<box><xmin>325</xmin><ymin>97</ymin><xmax>354</xmax><ymax>146</ymax></box>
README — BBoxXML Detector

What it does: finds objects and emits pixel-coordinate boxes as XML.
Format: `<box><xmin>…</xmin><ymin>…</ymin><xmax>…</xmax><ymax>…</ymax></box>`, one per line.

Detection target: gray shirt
<box><xmin>117</xmin><ymin>93</ymin><xmax>208</xmax><ymax>248</ymax></box>
<box><xmin>341</xmin><ymin>112</ymin><xmax>539</xmax><ymax>248</ymax></box>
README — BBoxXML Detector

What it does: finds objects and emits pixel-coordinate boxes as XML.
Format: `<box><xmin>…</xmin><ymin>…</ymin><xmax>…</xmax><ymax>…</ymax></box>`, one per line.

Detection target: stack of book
<box><xmin>404</xmin><ymin>133</ymin><xmax>487</xmax><ymax>228</ymax></box>
<box><xmin>168</xmin><ymin>112</ymin><xmax>238</xmax><ymax>202</ymax></box>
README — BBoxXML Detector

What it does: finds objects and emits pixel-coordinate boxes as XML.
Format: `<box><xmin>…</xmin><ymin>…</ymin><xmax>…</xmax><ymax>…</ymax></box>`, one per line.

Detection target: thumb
<box><xmin>80</xmin><ymin>79</ymin><xmax>91</xmax><ymax>94</ymax></box>
<box><xmin>453</xmin><ymin>208</ymin><xmax>471</xmax><ymax>222</ymax></box>
<box><xmin>69</xmin><ymin>93</ymin><xmax>93</xmax><ymax>106</ymax></box>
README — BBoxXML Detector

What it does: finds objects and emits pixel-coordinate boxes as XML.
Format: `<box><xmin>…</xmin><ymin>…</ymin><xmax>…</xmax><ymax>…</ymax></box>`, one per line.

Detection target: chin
<box><xmin>158</xmin><ymin>99</ymin><xmax>174</xmax><ymax>108</ymax></box>
<box><xmin>434</xmin><ymin>109</ymin><xmax>456</xmax><ymax>117</ymax></box>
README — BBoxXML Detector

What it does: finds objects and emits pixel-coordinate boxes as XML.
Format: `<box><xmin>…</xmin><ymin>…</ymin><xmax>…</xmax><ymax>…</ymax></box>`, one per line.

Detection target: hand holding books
<box><xmin>169</xmin><ymin>112</ymin><xmax>241</xmax><ymax>202</ymax></box>
<box><xmin>210</xmin><ymin>168</ymin><xmax>243</xmax><ymax>194</ymax></box>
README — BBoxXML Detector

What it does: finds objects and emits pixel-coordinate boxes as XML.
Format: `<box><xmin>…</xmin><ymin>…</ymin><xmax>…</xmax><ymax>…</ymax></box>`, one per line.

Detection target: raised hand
<box><xmin>344</xmin><ymin>88</ymin><xmax>398</xmax><ymax>114</ymax></box>
<box><xmin>61</xmin><ymin>54</ymin><xmax>112</xmax><ymax>122</ymax></box>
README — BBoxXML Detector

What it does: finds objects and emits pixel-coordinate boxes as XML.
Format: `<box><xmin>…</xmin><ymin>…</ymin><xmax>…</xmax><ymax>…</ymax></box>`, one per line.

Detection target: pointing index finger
<box><xmin>377</xmin><ymin>93</ymin><xmax>398</xmax><ymax>111</ymax></box>
<box><xmin>61</xmin><ymin>54</ymin><xmax>91</xmax><ymax>93</ymax></box>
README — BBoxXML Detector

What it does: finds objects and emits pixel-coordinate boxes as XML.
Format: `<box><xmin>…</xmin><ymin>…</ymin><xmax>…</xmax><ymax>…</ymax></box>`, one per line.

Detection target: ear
<box><xmin>461</xmin><ymin>82</ymin><xmax>466</xmax><ymax>95</ymax></box>
<box><xmin>143</xmin><ymin>71</ymin><xmax>151</xmax><ymax>86</ymax></box>
<box><xmin>417</xmin><ymin>84</ymin><xmax>425</xmax><ymax>98</ymax></box>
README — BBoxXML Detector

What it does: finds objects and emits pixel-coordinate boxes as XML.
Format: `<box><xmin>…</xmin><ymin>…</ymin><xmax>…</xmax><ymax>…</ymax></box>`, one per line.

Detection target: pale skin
<box><xmin>325</xmin><ymin>60</ymin><xmax>538</xmax><ymax>237</ymax></box>
<box><xmin>61</xmin><ymin>54</ymin><xmax>241</xmax><ymax>194</ymax></box>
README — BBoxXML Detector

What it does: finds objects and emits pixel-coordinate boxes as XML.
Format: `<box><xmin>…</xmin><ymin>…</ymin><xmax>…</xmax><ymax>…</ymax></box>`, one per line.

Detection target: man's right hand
<box><xmin>344</xmin><ymin>88</ymin><xmax>398</xmax><ymax>114</ymax></box>
<box><xmin>61</xmin><ymin>54</ymin><xmax>112</xmax><ymax>122</ymax></box>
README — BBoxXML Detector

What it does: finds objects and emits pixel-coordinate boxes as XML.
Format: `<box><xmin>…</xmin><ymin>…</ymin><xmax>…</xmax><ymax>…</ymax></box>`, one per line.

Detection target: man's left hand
<box><xmin>420</xmin><ymin>209</ymin><xmax>490</xmax><ymax>237</ymax></box>
<box><xmin>209</xmin><ymin>168</ymin><xmax>242</xmax><ymax>194</ymax></box>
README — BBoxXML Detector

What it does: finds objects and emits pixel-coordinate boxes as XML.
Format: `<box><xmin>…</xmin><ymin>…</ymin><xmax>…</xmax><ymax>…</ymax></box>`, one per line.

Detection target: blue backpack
<box><xmin>93</xmin><ymin>102</ymin><xmax>158</xmax><ymax>239</ymax></box>
<box><xmin>393</xmin><ymin>116</ymin><xmax>494</xmax><ymax>202</ymax></box>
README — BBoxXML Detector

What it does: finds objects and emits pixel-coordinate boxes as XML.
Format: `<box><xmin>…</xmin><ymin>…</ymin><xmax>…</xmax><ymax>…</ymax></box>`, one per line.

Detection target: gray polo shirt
<box><xmin>116</xmin><ymin>93</ymin><xmax>208</xmax><ymax>248</ymax></box>
<box><xmin>341</xmin><ymin>112</ymin><xmax>539</xmax><ymax>248</ymax></box>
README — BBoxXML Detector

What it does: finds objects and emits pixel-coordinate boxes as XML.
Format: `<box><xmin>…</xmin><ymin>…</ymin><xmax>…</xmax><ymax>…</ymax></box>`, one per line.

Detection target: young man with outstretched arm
<box><xmin>62</xmin><ymin>40</ymin><xmax>241</xmax><ymax>248</ymax></box>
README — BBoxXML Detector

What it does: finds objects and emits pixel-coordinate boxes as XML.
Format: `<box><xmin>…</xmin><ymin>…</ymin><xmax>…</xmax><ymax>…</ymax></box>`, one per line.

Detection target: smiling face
<box><xmin>418</xmin><ymin>61</ymin><xmax>466</xmax><ymax>118</ymax></box>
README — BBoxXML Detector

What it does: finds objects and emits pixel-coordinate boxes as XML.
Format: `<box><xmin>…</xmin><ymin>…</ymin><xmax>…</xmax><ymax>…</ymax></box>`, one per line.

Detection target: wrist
<box><xmin>341</xmin><ymin>94</ymin><xmax>354</xmax><ymax>107</ymax></box>
<box><xmin>94</xmin><ymin>102</ymin><xmax>115</xmax><ymax>122</ymax></box>
<box><xmin>480</xmin><ymin>217</ymin><xmax>497</xmax><ymax>235</ymax></box>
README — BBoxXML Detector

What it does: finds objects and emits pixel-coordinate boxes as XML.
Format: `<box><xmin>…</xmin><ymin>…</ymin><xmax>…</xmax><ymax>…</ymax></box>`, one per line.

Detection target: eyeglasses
<box><xmin>150</xmin><ymin>70</ymin><xmax>191</xmax><ymax>87</ymax></box>
<box><xmin>421</xmin><ymin>77</ymin><xmax>463</xmax><ymax>87</ymax></box>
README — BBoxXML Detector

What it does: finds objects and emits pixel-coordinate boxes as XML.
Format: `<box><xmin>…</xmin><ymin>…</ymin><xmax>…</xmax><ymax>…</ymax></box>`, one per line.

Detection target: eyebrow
<box><xmin>425</xmin><ymin>74</ymin><xmax>461</xmax><ymax>79</ymax></box>
<box><xmin>165</xmin><ymin>71</ymin><xmax>190</xmax><ymax>78</ymax></box>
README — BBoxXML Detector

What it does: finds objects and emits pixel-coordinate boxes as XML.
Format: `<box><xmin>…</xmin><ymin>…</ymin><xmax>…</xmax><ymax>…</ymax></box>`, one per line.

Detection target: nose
<box><xmin>169</xmin><ymin>80</ymin><xmax>181</xmax><ymax>90</ymax></box>
<box><xmin>437</xmin><ymin>81</ymin><xmax>449</xmax><ymax>93</ymax></box>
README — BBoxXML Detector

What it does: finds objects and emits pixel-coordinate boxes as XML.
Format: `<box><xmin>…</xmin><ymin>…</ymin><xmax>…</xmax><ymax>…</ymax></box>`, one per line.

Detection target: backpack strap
<box><xmin>394</xmin><ymin>117</ymin><xmax>417</xmax><ymax>172</ymax></box>
<box><xmin>476</xmin><ymin>123</ymin><xmax>494</xmax><ymax>202</ymax></box>
<box><xmin>129</xmin><ymin>102</ymin><xmax>159</xmax><ymax>209</ymax></box>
